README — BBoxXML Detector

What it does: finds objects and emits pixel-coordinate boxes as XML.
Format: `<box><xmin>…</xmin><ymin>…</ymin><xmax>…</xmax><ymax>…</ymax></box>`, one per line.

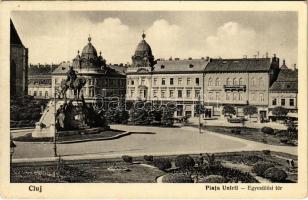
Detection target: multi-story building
<box><xmin>52</xmin><ymin>36</ymin><xmax>126</xmax><ymax>102</ymax></box>
<box><xmin>126</xmin><ymin>33</ymin><xmax>209</xmax><ymax>117</ymax></box>
<box><xmin>269</xmin><ymin>60</ymin><xmax>298</xmax><ymax>113</ymax></box>
<box><xmin>203</xmin><ymin>56</ymin><xmax>280</xmax><ymax>119</ymax></box>
<box><xmin>126</xmin><ymin>33</ymin><xmax>290</xmax><ymax>120</ymax></box>
<box><xmin>28</xmin><ymin>64</ymin><xmax>58</xmax><ymax>99</ymax></box>
<box><xmin>10</xmin><ymin>19</ymin><xmax>28</xmax><ymax>97</ymax></box>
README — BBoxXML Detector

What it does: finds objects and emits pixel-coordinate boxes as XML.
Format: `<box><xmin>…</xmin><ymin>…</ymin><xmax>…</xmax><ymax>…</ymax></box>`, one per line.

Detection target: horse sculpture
<box><xmin>60</xmin><ymin>77</ymin><xmax>87</xmax><ymax>100</ymax></box>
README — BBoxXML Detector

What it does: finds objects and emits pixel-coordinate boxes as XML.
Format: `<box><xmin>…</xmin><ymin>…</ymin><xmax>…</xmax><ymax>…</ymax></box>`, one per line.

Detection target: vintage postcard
<box><xmin>0</xmin><ymin>1</ymin><xmax>307</xmax><ymax>199</ymax></box>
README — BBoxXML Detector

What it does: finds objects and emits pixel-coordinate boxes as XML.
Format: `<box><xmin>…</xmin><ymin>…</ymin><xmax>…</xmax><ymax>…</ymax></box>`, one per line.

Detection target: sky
<box><xmin>11</xmin><ymin>11</ymin><xmax>298</xmax><ymax>67</ymax></box>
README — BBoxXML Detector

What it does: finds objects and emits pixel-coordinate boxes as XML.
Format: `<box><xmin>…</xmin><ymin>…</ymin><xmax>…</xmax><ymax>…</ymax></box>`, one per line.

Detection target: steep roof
<box><xmin>270</xmin><ymin>68</ymin><xmax>298</xmax><ymax>92</ymax></box>
<box><xmin>153</xmin><ymin>59</ymin><xmax>209</xmax><ymax>73</ymax></box>
<box><xmin>205</xmin><ymin>58</ymin><xmax>272</xmax><ymax>73</ymax></box>
<box><xmin>10</xmin><ymin>19</ymin><xmax>23</xmax><ymax>46</ymax></box>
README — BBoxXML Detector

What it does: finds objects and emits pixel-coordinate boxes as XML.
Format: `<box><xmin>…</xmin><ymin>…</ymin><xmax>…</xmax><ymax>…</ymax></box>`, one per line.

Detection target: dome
<box><xmin>134</xmin><ymin>32</ymin><xmax>153</xmax><ymax>57</ymax></box>
<box><xmin>81</xmin><ymin>36</ymin><xmax>98</xmax><ymax>59</ymax></box>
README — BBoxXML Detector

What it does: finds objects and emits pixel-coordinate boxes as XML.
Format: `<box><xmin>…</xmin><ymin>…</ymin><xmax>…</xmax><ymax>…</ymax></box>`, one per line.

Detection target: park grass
<box><xmin>192</xmin><ymin>125</ymin><xmax>294</xmax><ymax>146</ymax></box>
<box><xmin>10</xmin><ymin>151</ymin><xmax>297</xmax><ymax>183</ymax></box>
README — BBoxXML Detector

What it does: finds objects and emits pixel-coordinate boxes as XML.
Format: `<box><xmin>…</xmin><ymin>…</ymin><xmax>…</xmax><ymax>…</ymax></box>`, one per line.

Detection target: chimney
<box><xmin>169</xmin><ymin>57</ymin><xmax>172</xmax><ymax>61</ymax></box>
<box><xmin>201</xmin><ymin>57</ymin><xmax>204</xmax><ymax>60</ymax></box>
<box><xmin>294</xmin><ymin>63</ymin><xmax>297</xmax><ymax>70</ymax></box>
<box><xmin>188</xmin><ymin>57</ymin><xmax>192</xmax><ymax>60</ymax></box>
<box><xmin>265</xmin><ymin>52</ymin><xmax>269</xmax><ymax>58</ymax></box>
<box><xmin>175</xmin><ymin>58</ymin><xmax>180</xmax><ymax>60</ymax></box>
<box><xmin>206</xmin><ymin>56</ymin><xmax>209</xmax><ymax>61</ymax></box>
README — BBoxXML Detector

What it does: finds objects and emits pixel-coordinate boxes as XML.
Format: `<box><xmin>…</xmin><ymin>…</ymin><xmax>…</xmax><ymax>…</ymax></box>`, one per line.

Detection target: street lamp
<box><xmin>10</xmin><ymin>140</ymin><xmax>16</xmax><ymax>165</ymax></box>
<box><xmin>53</xmin><ymin>87</ymin><xmax>61</xmax><ymax>157</ymax></box>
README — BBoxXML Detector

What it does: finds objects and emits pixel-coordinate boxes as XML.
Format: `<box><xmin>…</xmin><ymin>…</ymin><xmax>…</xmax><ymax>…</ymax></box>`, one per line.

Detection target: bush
<box><xmin>252</xmin><ymin>161</ymin><xmax>275</xmax><ymax>176</ymax></box>
<box><xmin>262</xmin><ymin>150</ymin><xmax>271</xmax><ymax>155</ymax></box>
<box><xmin>201</xmin><ymin>175</ymin><xmax>226</xmax><ymax>183</ymax></box>
<box><xmin>264</xmin><ymin>167</ymin><xmax>287</xmax><ymax>182</ymax></box>
<box><xmin>153</xmin><ymin>158</ymin><xmax>172</xmax><ymax>170</ymax></box>
<box><xmin>144</xmin><ymin>155</ymin><xmax>154</xmax><ymax>162</ymax></box>
<box><xmin>280</xmin><ymin>138</ymin><xmax>288</xmax><ymax>144</ymax></box>
<box><xmin>174</xmin><ymin>155</ymin><xmax>195</xmax><ymax>170</ymax></box>
<box><xmin>231</xmin><ymin>129</ymin><xmax>241</xmax><ymax>134</ymax></box>
<box><xmin>121</xmin><ymin>155</ymin><xmax>133</xmax><ymax>163</ymax></box>
<box><xmin>261</xmin><ymin>127</ymin><xmax>274</xmax><ymax>135</ymax></box>
<box><xmin>162</xmin><ymin>173</ymin><xmax>193</xmax><ymax>183</ymax></box>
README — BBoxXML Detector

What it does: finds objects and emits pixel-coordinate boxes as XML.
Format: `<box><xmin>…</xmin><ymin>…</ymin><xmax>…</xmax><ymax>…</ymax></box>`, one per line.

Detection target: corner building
<box><xmin>204</xmin><ymin>56</ymin><xmax>280</xmax><ymax>119</ymax></box>
<box><xmin>52</xmin><ymin>36</ymin><xmax>126</xmax><ymax>102</ymax></box>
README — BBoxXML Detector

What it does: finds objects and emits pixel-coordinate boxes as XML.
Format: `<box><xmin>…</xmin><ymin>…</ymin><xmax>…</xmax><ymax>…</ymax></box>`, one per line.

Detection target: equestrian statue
<box><xmin>60</xmin><ymin>66</ymin><xmax>86</xmax><ymax>100</ymax></box>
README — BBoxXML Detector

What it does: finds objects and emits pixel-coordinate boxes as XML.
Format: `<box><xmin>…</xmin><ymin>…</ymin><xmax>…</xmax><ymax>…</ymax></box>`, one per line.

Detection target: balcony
<box><xmin>223</xmin><ymin>85</ymin><xmax>246</xmax><ymax>92</ymax></box>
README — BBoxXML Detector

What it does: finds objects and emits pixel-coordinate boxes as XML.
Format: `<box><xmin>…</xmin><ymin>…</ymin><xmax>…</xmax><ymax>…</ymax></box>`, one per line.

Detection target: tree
<box><xmin>223</xmin><ymin>105</ymin><xmax>236</xmax><ymax>117</ymax></box>
<box><xmin>243</xmin><ymin>105</ymin><xmax>258</xmax><ymax>121</ymax></box>
<box><xmin>161</xmin><ymin>107</ymin><xmax>174</xmax><ymax>127</ymax></box>
<box><xmin>272</xmin><ymin>106</ymin><xmax>289</xmax><ymax>118</ymax></box>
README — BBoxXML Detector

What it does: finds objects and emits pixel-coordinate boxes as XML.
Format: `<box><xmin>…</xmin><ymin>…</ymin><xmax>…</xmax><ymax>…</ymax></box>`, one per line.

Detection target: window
<box><xmin>215</xmin><ymin>78</ymin><xmax>220</xmax><ymax>86</ymax></box>
<box><xmin>195</xmin><ymin>90</ymin><xmax>200</xmax><ymax>98</ymax></box>
<box><xmin>141</xmin><ymin>78</ymin><xmax>145</xmax><ymax>85</ymax></box>
<box><xmin>34</xmin><ymin>91</ymin><xmax>37</xmax><ymax>96</ymax></box>
<box><xmin>216</xmin><ymin>92</ymin><xmax>220</xmax><ymax>100</ymax></box>
<box><xmin>186</xmin><ymin>90</ymin><xmax>191</xmax><ymax>98</ymax></box>
<box><xmin>239</xmin><ymin>92</ymin><xmax>243</xmax><ymax>100</ymax></box>
<box><xmin>178</xmin><ymin>78</ymin><xmax>182</xmax><ymax>85</ymax></box>
<box><xmin>178</xmin><ymin>90</ymin><xmax>182</xmax><ymax>98</ymax></box>
<box><xmin>251</xmin><ymin>78</ymin><xmax>255</xmax><ymax>86</ymax></box>
<box><xmin>259</xmin><ymin>78</ymin><xmax>263</xmax><ymax>86</ymax></box>
<box><xmin>251</xmin><ymin>93</ymin><xmax>255</xmax><ymax>101</ymax></box>
<box><xmin>260</xmin><ymin>93</ymin><xmax>264</xmax><ymax>102</ymax></box>
<box><xmin>233</xmin><ymin>92</ymin><xmax>237</xmax><ymax>100</ymax></box>
<box><xmin>227</xmin><ymin>78</ymin><xmax>232</xmax><ymax>86</ymax></box>
<box><xmin>233</xmin><ymin>78</ymin><xmax>238</xmax><ymax>85</ymax></box>
<box><xmin>45</xmin><ymin>91</ymin><xmax>48</xmax><ymax>97</ymax></box>
<box><xmin>130</xmin><ymin>89</ymin><xmax>134</xmax><ymax>97</ymax></box>
<box><xmin>153</xmin><ymin>78</ymin><xmax>157</xmax><ymax>85</ymax></box>
<box><xmin>39</xmin><ymin>91</ymin><xmax>42</xmax><ymax>96</ymax></box>
<box><xmin>281</xmin><ymin>99</ymin><xmax>286</xmax><ymax>106</ymax></box>
<box><xmin>177</xmin><ymin>105</ymin><xmax>183</xmax><ymax>116</ymax></box>
<box><xmin>208</xmin><ymin>78</ymin><xmax>213</xmax><ymax>86</ymax></box>
<box><xmin>239</xmin><ymin>78</ymin><xmax>243</xmax><ymax>85</ymax></box>
<box><xmin>131</xmin><ymin>80</ymin><xmax>134</xmax><ymax>85</ymax></box>
<box><xmin>187</xmin><ymin>78</ymin><xmax>191</xmax><ymax>85</ymax></box>
<box><xmin>162</xmin><ymin>78</ymin><xmax>166</xmax><ymax>85</ymax></box>
<box><xmin>169</xmin><ymin>90</ymin><xmax>174</xmax><ymax>98</ymax></box>
<box><xmin>226</xmin><ymin>92</ymin><xmax>231</xmax><ymax>100</ymax></box>
<box><xmin>161</xmin><ymin>90</ymin><xmax>166</xmax><ymax>98</ymax></box>
<box><xmin>209</xmin><ymin>92</ymin><xmax>213</xmax><ymax>100</ymax></box>
<box><xmin>161</xmin><ymin>65</ymin><xmax>165</xmax><ymax>69</ymax></box>
<box><xmin>153</xmin><ymin>90</ymin><xmax>157</xmax><ymax>97</ymax></box>
<box><xmin>290</xmin><ymin>99</ymin><xmax>295</xmax><ymax>106</ymax></box>
<box><xmin>272</xmin><ymin>98</ymin><xmax>277</xmax><ymax>105</ymax></box>
<box><xmin>170</xmin><ymin>78</ymin><xmax>174</xmax><ymax>85</ymax></box>
<box><xmin>196</xmin><ymin>78</ymin><xmax>200</xmax><ymax>85</ymax></box>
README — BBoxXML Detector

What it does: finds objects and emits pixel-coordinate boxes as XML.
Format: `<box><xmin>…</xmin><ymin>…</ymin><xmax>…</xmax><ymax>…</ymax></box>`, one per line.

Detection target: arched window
<box><xmin>239</xmin><ymin>78</ymin><xmax>243</xmax><ymax>85</ymax></box>
<box><xmin>208</xmin><ymin>78</ymin><xmax>213</xmax><ymax>86</ymax></box>
<box><xmin>239</xmin><ymin>92</ymin><xmax>243</xmax><ymax>100</ymax></box>
<box><xmin>227</xmin><ymin>78</ymin><xmax>232</xmax><ymax>86</ymax></box>
<box><xmin>215</xmin><ymin>78</ymin><xmax>220</xmax><ymax>86</ymax></box>
<box><xmin>233</xmin><ymin>78</ymin><xmax>238</xmax><ymax>85</ymax></box>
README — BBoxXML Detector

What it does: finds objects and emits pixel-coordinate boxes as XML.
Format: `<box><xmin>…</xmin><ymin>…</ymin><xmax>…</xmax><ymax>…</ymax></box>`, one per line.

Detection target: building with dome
<box><xmin>52</xmin><ymin>36</ymin><xmax>126</xmax><ymax>102</ymax></box>
<box><xmin>126</xmin><ymin>32</ymin><xmax>296</xmax><ymax>121</ymax></box>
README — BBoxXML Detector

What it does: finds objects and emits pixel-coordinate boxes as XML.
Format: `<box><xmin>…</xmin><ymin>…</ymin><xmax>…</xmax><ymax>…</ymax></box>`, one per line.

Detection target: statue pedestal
<box><xmin>32</xmin><ymin>123</ymin><xmax>56</xmax><ymax>138</ymax></box>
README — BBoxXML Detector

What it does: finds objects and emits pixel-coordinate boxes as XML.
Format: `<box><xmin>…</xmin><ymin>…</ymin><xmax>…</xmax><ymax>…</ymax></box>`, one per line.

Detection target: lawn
<box><xmin>13</xmin><ymin>129</ymin><xmax>126</xmax><ymax>143</ymax></box>
<box><xmin>193</xmin><ymin>125</ymin><xmax>296</xmax><ymax>146</ymax></box>
<box><xmin>11</xmin><ymin>151</ymin><xmax>297</xmax><ymax>183</ymax></box>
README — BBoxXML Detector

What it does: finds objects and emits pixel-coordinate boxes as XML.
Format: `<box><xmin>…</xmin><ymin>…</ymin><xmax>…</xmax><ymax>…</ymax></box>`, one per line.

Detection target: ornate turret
<box><xmin>132</xmin><ymin>32</ymin><xmax>155</xmax><ymax>68</ymax></box>
<box><xmin>72</xmin><ymin>35</ymin><xmax>106</xmax><ymax>70</ymax></box>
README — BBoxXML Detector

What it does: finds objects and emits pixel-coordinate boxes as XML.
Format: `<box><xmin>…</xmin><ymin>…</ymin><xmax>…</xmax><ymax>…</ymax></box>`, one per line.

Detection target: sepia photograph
<box><xmin>1</xmin><ymin>1</ymin><xmax>307</xmax><ymax>199</ymax></box>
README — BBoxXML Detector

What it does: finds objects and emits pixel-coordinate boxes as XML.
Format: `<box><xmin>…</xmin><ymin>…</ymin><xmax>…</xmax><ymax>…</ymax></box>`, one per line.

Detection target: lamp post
<box><xmin>198</xmin><ymin>95</ymin><xmax>202</xmax><ymax>134</ymax></box>
<box><xmin>10</xmin><ymin>140</ymin><xmax>16</xmax><ymax>165</ymax></box>
<box><xmin>53</xmin><ymin>87</ymin><xmax>61</xmax><ymax>157</ymax></box>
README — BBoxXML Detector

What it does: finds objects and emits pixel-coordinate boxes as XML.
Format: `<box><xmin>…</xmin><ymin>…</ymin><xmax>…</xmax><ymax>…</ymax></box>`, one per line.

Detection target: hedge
<box><xmin>201</xmin><ymin>175</ymin><xmax>226</xmax><ymax>183</ymax></box>
<box><xmin>174</xmin><ymin>155</ymin><xmax>195</xmax><ymax>170</ymax></box>
<box><xmin>122</xmin><ymin>155</ymin><xmax>133</xmax><ymax>163</ymax></box>
<box><xmin>252</xmin><ymin>161</ymin><xmax>275</xmax><ymax>176</ymax></box>
<box><xmin>162</xmin><ymin>173</ymin><xmax>193</xmax><ymax>183</ymax></box>
<box><xmin>153</xmin><ymin>158</ymin><xmax>172</xmax><ymax>170</ymax></box>
<box><xmin>264</xmin><ymin>167</ymin><xmax>288</xmax><ymax>182</ymax></box>
<box><xmin>261</xmin><ymin>127</ymin><xmax>274</xmax><ymax>135</ymax></box>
